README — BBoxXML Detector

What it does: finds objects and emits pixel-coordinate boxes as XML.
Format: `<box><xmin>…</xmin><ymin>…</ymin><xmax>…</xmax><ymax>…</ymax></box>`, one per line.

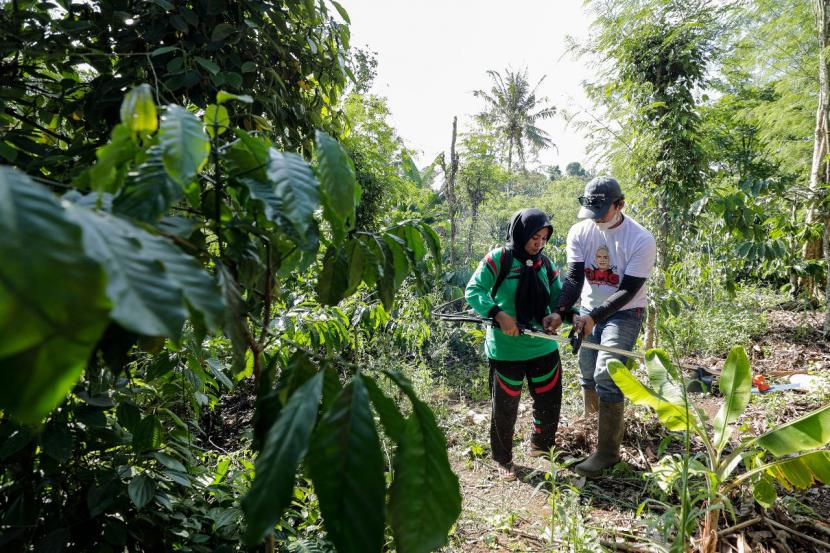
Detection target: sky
<box><xmin>338</xmin><ymin>0</ymin><xmax>597</xmax><ymax>172</ymax></box>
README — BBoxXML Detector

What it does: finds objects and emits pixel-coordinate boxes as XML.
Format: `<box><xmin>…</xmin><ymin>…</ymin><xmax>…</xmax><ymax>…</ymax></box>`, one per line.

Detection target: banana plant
<box><xmin>608</xmin><ymin>347</ymin><xmax>830</xmax><ymax>553</ymax></box>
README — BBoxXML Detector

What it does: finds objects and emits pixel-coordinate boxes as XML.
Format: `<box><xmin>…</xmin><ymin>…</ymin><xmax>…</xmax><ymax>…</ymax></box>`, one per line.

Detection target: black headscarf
<box><xmin>506</xmin><ymin>208</ymin><xmax>553</xmax><ymax>326</ymax></box>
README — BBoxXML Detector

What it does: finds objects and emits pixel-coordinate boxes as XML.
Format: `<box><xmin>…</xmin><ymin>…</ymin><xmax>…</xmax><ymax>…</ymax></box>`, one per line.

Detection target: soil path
<box><xmin>443</xmin><ymin>308</ymin><xmax>830</xmax><ymax>552</ymax></box>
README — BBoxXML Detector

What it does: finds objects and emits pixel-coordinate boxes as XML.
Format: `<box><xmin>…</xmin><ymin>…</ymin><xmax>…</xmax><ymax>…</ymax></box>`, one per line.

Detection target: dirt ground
<box><xmin>444</xmin><ymin>308</ymin><xmax>830</xmax><ymax>552</ymax></box>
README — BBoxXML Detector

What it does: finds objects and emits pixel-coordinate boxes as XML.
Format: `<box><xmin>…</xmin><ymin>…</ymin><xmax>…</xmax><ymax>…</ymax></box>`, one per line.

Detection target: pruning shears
<box><xmin>431</xmin><ymin>298</ymin><xmax>705</xmax><ymax>373</ymax></box>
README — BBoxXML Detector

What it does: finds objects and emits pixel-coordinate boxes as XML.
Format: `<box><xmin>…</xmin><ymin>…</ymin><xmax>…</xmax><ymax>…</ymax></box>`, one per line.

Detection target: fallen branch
<box><xmin>764</xmin><ymin>516</ymin><xmax>830</xmax><ymax>551</ymax></box>
<box><xmin>505</xmin><ymin>527</ymin><xmax>546</xmax><ymax>544</ymax></box>
<box><xmin>717</xmin><ymin>516</ymin><xmax>763</xmax><ymax>538</ymax></box>
<box><xmin>599</xmin><ymin>538</ymin><xmax>656</xmax><ymax>552</ymax></box>
<box><xmin>794</xmin><ymin>516</ymin><xmax>830</xmax><ymax>539</ymax></box>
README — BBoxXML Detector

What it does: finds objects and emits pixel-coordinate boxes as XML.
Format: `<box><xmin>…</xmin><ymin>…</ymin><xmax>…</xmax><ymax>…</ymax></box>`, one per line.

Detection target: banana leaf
<box><xmin>608</xmin><ymin>360</ymin><xmax>702</xmax><ymax>433</ymax></box>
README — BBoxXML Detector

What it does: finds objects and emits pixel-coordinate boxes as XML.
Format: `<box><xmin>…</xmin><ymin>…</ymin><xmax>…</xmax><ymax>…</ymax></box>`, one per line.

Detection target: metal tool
<box><xmin>432</xmin><ymin>298</ymin><xmax>704</xmax><ymax>372</ymax></box>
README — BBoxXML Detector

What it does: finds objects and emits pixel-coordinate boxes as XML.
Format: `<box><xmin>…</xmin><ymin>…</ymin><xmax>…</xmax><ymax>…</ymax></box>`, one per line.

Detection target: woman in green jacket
<box><xmin>465</xmin><ymin>208</ymin><xmax>571</xmax><ymax>478</ymax></box>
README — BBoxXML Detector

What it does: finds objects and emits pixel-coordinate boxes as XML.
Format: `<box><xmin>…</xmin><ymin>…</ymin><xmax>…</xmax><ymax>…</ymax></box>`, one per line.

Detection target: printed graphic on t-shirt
<box><xmin>585</xmin><ymin>245</ymin><xmax>620</xmax><ymax>287</ymax></box>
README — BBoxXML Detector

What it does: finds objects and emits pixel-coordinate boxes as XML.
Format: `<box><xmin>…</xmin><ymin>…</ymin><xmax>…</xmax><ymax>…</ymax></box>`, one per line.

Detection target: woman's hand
<box><xmin>495</xmin><ymin>311</ymin><xmax>520</xmax><ymax>336</ymax></box>
<box><xmin>542</xmin><ymin>313</ymin><xmax>562</xmax><ymax>335</ymax></box>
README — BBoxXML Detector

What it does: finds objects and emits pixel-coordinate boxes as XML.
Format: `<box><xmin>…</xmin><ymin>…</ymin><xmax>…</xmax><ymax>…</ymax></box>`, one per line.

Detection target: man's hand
<box><xmin>494</xmin><ymin>311</ymin><xmax>520</xmax><ymax>336</ymax></box>
<box><xmin>542</xmin><ymin>313</ymin><xmax>562</xmax><ymax>335</ymax></box>
<box><xmin>573</xmin><ymin>314</ymin><xmax>595</xmax><ymax>338</ymax></box>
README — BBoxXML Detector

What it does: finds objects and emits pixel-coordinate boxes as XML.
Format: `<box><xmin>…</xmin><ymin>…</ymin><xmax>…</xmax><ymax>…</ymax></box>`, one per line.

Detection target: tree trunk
<box><xmin>803</xmin><ymin>0</ymin><xmax>830</xmax><ymax>302</ymax></box>
<box><xmin>444</xmin><ymin>116</ymin><xmax>459</xmax><ymax>267</ymax></box>
<box><xmin>644</xmin><ymin>196</ymin><xmax>670</xmax><ymax>349</ymax></box>
<box><xmin>466</xmin><ymin>184</ymin><xmax>480</xmax><ymax>262</ymax></box>
<box><xmin>824</xmin><ymin>219</ymin><xmax>830</xmax><ymax>334</ymax></box>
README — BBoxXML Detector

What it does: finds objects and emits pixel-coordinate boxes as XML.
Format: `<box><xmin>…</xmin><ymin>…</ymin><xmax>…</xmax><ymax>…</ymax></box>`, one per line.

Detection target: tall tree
<box><xmin>565</xmin><ymin>161</ymin><xmax>590</xmax><ymax>178</ymax></box>
<box><xmin>582</xmin><ymin>0</ymin><xmax>718</xmax><ymax>350</ymax></box>
<box><xmin>473</xmin><ymin>67</ymin><xmax>557</xmax><ymax>173</ymax></box>
<box><xmin>459</xmin><ymin>130</ymin><xmax>505</xmax><ymax>261</ymax></box>
<box><xmin>810</xmin><ymin>0</ymin><xmax>830</xmax><ymax>333</ymax></box>
<box><xmin>441</xmin><ymin>117</ymin><xmax>460</xmax><ymax>266</ymax></box>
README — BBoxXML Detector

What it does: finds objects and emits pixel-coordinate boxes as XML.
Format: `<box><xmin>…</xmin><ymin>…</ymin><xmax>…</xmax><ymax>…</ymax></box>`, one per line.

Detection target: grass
<box><xmin>658</xmin><ymin>284</ymin><xmax>782</xmax><ymax>358</ymax></box>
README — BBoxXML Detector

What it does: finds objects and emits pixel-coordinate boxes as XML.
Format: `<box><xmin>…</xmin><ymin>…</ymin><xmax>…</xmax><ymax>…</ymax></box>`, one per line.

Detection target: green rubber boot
<box><xmin>583</xmin><ymin>388</ymin><xmax>598</xmax><ymax>418</ymax></box>
<box><xmin>575</xmin><ymin>400</ymin><xmax>624</xmax><ymax>477</ymax></box>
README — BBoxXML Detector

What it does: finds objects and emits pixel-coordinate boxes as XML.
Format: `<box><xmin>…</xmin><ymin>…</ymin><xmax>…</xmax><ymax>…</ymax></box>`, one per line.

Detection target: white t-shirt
<box><xmin>565</xmin><ymin>215</ymin><xmax>657</xmax><ymax>311</ymax></box>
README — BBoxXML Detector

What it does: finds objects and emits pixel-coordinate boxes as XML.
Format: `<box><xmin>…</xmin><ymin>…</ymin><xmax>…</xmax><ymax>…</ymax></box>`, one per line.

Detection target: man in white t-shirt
<box><xmin>544</xmin><ymin>176</ymin><xmax>656</xmax><ymax>477</ymax></box>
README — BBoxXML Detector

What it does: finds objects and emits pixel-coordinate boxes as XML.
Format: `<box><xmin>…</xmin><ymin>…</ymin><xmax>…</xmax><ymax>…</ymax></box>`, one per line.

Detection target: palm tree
<box><xmin>473</xmin><ymin>67</ymin><xmax>557</xmax><ymax>173</ymax></box>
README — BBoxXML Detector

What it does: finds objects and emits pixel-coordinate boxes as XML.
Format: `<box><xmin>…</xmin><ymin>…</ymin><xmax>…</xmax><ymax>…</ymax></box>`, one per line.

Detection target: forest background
<box><xmin>1</xmin><ymin>0</ymin><xmax>830</xmax><ymax>552</ymax></box>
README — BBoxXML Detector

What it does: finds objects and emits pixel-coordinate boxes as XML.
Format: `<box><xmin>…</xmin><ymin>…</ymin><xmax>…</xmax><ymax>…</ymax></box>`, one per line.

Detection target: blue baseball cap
<box><xmin>577</xmin><ymin>176</ymin><xmax>623</xmax><ymax>219</ymax></box>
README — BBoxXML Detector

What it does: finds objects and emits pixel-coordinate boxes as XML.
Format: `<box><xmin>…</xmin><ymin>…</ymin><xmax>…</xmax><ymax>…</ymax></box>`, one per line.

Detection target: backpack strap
<box><xmin>490</xmin><ymin>247</ymin><xmax>513</xmax><ymax>298</ymax></box>
<box><xmin>541</xmin><ymin>255</ymin><xmax>557</xmax><ymax>287</ymax></box>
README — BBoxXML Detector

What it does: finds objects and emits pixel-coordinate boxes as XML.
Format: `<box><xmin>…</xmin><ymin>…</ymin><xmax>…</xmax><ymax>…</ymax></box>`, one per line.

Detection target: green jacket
<box><xmin>465</xmin><ymin>247</ymin><xmax>565</xmax><ymax>361</ymax></box>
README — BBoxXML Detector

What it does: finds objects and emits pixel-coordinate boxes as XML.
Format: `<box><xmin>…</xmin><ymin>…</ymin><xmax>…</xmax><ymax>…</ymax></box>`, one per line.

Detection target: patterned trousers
<box><xmin>488</xmin><ymin>349</ymin><xmax>562</xmax><ymax>465</ymax></box>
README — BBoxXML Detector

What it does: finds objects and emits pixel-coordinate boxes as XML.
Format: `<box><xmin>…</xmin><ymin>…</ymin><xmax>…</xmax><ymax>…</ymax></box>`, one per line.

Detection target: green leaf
<box><xmin>128</xmin><ymin>474</ymin><xmax>156</xmax><ymax>509</ymax></box>
<box><xmin>267</xmin><ymin>150</ymin><xmax>320</xmax><ymax>249</ymax></box>
<box><xmin>205</xmin><ymin>104</ymin><xmax>230</xmax><ymax>138</ymax></box>
<box><xmin>217</xmin><ymin>90</ymin><xmax>254</xmax><ymax>104</ymax></box>
<box><xmin>160</xmin><ymin>105</ymin><xmax>210</xmax><ymax>185</ymax></box>
<box><xmin>316</xmin><ymin>246</ymin><xmax>349</xmax><ymax>306</ymax></box>
<box><xmin>151</xmin><ymin>46</ymin><xmax>177</xmax><ymax>56</ymax></box>
<box><xmin>154</xmin><ymin>451</ymin><xmax>188</xmax><ymax>472</ymax></box>
<box><xmin>228</xmin><ymin>129</ymin><xmax>270</xmax><ymax>181</ymax></box>
<box><xmin>0</xmin><ymin>428</ymin><xmax>32</xmax><ymax>460</ymax></box>
<box><xmin>417</xmin><ymin>222</ymin><xmax>441</xmax><ymax>264</ymax></box>
<box><xmin>308</xmin><ymin>375</ymin><xmax>385</xmax><ymax>553</ymax></box>
<box><xmin>644</xmin><ymin>349</ymin><xmax>683</xmax><ymax>403</ymax></box>
<box><xmin>321</xmin><ymin>363</ymin><xmax>343</xmax><ymax>413</ymax></box>
<box><xmin>113</xmin><ymin>146</ymin><xmax>183</xmax><ymax>222</ymax></box>
<box><xmin>41</xmin><ymin>422</ymin><xmax>73</xmax><ymax>463</ymax></box>
<box><xmin>751</xmin><ymin>473</ymin><xmax>776</xmax><ymax>508</ymax></box>
<box><xmin>194</xmin><ymin>56</ymin><xmax>221</xmax><ymax>75</ymax></box>
<box><xmin>133</xmin><ymin>415</ymin><xmax>163</xmax><ymax>452</ymax></box>
<box><xmin>210</xmin><ymin>22</ymin><xmax>235</xmax><ymax>42</ymax></box>
<box><xmin>359</xmin><ymin>237</ymin><xmax>379</xmax><ymax>287</ymax></box>
<box><xmin>345</xmin><ymin>238</ymin><xmax>365</xmax><ymax>295</ymax></box>
<box><xmin>764</xmin><ymin>450</ymin><xmax>830</xmax><ymax>491</ymax></box>
<box><xmin>364</xmin><ymin>375</ymin><xmax>406</xmax><ymax>443</ymax></box>
<box><xmin>86</xmin><ymin>123</ymin><xmax>141</xmax><ymax>193</ymax></box>
<box><xmin>217</xmin><ymin>263</ymin><xmax>247</xmax><ymax>374</ymax></box>
<box><xmin>117</xmin><ymin>401</ymin><xmax>142</xmax><ymax>432</ymax></box>
<box><xmin>385</xmin><ymin>371</ymin><xmax>461</xmax><ymax>553</ymax></box>
<box><xmin>372</xmin><ymin>235</ymin><xmax>396</xmax><ymax>310</ymax></box>
<box><xmin>382</xmin><ymin>233</ymin><xmax>410</xmax><ymax>289</ymax></box>
<box><xmin>315</xmin><ymin>130</ymin><xmax>359</xmax><ymax>244</ymax></box>
<box><xmin>608</xmin><ymin>361</ymin><xmax>700</xmax><ymax>433</ymax></box>
<box><xmin>0</xmin><ymin>168</ymin><xmax>110</xmax><ymax>423</ymax></box>
<box><xmin>66</xmin><ymin>208</ymin><xmax>201</xmax><ymax>339</ymax></box>
<box><xmin>164</xmin><ymin>468</ymin><xmax>191</xmax><ymax>487</ymax></box>
<box><xmin>242</xmin><ymin>371</ymin><xmax>323</xmax><ymax>544</ymax></box>
<box><xmin>392</xmin><ymin>223</ymin><xmax>427</xmax><ymax>263</ymax></box>
<box><xmin>120</xmin><ymin>84</ymin><xmax>158</xmax><ymax>134</ymax></box>
<box><xmin>400</xmin><ymin>152</ymin><xmax>422</xmax><ymax>185</ymax></box>
<box><xmin>756</xmin><ymin>404</ymin><xmax>830</xmax><ymax>456</ymax></box>
<box><xmin>714</xmin><ymin>346</ymin><xmax>751</xmax><ymax>452</ymax></box>
<box><xmin>240</xmin><ymin>150</ymin><xmax>320</xmax><ymax>251</ymax></box>
<box><xmin>331</xmin><ymin>0</ymin><xmax>350</xmax><ymax>22</ymax></box>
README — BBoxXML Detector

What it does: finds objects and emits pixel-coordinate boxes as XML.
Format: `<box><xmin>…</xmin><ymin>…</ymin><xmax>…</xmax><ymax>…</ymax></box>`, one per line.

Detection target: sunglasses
<box><xmin>577</xmin><ymin>194</ymin><xmax>607</xmax><ymax>208</ymax></box>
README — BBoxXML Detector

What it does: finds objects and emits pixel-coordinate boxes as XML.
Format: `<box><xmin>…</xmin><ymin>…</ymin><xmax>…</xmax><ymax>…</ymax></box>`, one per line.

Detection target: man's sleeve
<box><xmin>565</xmin><ymin>224</ymin><xmax>584</xmax><ymax>263</ymax></box>
<box><xmin>548</xmin><ymin>264</ymin><xmax>580</xmax><ymax>323</ymax></box>
<box><xmin>624</xmin><ymin>234</ymin><xmax>657</xmax><ymax>278</ymax></box>
<box><xmin>556</xmin><ymin>226</ymin><xmax>586</xmax><ymax>318</ymax></box>
<box><xmin>465</xmin><ymin>250</ymin><xmax>501</xmax><ymax>319</ymax></box>
<box><xmin>587</xmin><ymin>275</ymin><xmax>646</xmax><ymax>324</ymax></box>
